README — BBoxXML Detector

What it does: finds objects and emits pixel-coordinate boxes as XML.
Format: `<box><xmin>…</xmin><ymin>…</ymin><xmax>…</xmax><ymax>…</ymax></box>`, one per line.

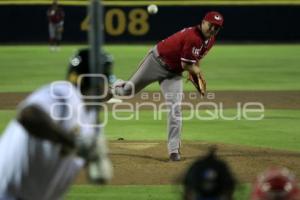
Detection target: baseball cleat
<box><xmin>169</xmin><ymin>153</ymin><xmax>181</xmax><ymax>161</ymax></box>
<box><xmin>112</xmin><ymin>79</ymin><xmax>126</xmax><ymax>88</ymax></box>
<box><xmin>110</xmin><ymin>79</ymin><xmax>126</xmax><ymax>96</ymax></box>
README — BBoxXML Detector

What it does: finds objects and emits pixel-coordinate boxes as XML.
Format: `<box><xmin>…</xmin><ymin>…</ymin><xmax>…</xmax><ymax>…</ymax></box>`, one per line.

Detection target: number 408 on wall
<box><xmin>81</xmin><ymin>8</ymin><xmax>150</xmax><ymax>36</ymax></box>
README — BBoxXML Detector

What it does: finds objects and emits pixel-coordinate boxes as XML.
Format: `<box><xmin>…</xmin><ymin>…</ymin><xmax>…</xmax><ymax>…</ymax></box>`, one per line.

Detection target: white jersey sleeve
<box><xmin>18</xmin><ymin>81</ymin><xmax>97</xmax><ymax>139</ymax></box>
<box><xmin>18</xmin><ymin>81</ymin><xmax>84</xmax><ymax>134</ymax></box>
<box><xmin>0</xmin><ymin>81</ymin><xmax>94</xmax><ymax>200</ymax></box>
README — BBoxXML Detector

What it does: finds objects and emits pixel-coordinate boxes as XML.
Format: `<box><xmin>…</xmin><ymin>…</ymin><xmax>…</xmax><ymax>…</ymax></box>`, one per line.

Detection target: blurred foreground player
<box><xmin>251</xmin><ymin>167</ymin><xmax>300</xmax><ymax>200</ymax></box>
<box><xmin>182</xmin><ymin>149</ymin><xmax>236</xmax><ymax>200</ymax></box>
<box><xmin>0</xmin><ymin>57</ymin><xmax>113</xmax><ymax>200</ymax></box>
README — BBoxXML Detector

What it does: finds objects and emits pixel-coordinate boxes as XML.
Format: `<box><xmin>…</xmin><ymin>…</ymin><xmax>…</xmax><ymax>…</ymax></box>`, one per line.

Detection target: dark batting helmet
<box><xmin>182</xmin><ymin>148</ymin><xmax>236</xmax><ymax>200</ymax></box>
<box><xmin>251</xmin><ymin>168</ymin><xmax>300</xmax><ymax>200</ymax></box>
<box><xmin>67</xmin><ymin>48</ymin><xmax>114</xmax><ymax>92</ymax></box>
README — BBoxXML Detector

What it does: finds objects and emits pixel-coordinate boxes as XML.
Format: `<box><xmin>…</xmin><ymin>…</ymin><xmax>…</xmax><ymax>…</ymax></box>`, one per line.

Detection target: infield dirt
<box><xmin>1</xmin><ymin>91</ymin><xmax>299</xmax><ymax>184</ymax></box>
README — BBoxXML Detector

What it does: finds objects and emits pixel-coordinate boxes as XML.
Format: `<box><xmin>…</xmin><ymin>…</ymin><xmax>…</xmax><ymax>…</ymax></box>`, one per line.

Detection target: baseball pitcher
<box><xmin>112</xmin><ymin>11</ymin><xmax>224</xmax><ymax>161</ymax></box>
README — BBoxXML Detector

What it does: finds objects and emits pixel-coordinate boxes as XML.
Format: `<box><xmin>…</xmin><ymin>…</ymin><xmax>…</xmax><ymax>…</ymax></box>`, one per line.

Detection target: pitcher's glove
<box><xmin>188</xmin><ymin>72</ymin><xmax>206</xmax><ymax>97</ymax></box>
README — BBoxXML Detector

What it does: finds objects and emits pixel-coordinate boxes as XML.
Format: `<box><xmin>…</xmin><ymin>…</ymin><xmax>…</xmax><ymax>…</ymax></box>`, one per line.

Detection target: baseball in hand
<box><xmin>147</xmin><ymin>4</ymin><xmax>158</xmax><ymax>14</ymax></box>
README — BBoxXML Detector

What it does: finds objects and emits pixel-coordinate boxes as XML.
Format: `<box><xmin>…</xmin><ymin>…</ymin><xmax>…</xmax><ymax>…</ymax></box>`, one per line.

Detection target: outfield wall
<box><xmin>1</xmin><ymin>4</ymin><xmax>300</xmax><ymax>43</ymax></box>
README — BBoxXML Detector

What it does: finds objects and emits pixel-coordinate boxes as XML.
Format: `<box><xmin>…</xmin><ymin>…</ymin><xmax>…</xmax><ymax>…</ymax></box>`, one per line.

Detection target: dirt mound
<box><xmin>75</xmin><ymin>141</ymin><xmax>300</xmax><ymax>185</ymax></box>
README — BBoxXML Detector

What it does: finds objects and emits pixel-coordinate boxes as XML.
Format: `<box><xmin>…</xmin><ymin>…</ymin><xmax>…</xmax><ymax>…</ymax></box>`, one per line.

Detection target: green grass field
<box><xmin>0</xmin><ymin>45</ymin><xmax>299</xmax><ymax>200</ymax></box>
<box><xmin>1</xmin><ymin>109</ymin><xmax>299</xmax><ymax>151</ymax></box>
<box><xmin>0</xmin><ymin>45</ymin><xmax>300</xmax><ymax>92</ymax></box>
<box><xmin>66</xmin><ymin>185</ymin><xmax>181</xmax><ymax>200</ymax></box>
<box><xmin>65</xmin><ymin>185</ymin><xmax>250</xmax><ymax>200</ymax></box>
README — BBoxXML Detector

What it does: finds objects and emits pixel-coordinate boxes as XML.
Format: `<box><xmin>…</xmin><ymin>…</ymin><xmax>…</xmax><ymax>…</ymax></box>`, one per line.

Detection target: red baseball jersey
<box><xmin>157</xmin><ymin>26</ymin><xmax>215</xmax><ymax>73</ymax></box>
<box><xmin>47</xmin><ymin>7</ymin><xmax>64</xmax><ymax>24</ymax></box>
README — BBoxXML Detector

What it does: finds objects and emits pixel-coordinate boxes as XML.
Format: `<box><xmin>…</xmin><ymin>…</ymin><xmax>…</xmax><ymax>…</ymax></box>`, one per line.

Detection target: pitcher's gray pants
<box><xmin>115</xmin><ymin>46</ymin><xmax>182</xmax><ymax>154</ymax></box>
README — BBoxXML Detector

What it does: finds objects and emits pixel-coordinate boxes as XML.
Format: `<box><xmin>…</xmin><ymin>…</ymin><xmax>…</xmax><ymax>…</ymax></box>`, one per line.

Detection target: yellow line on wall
<box><xmin>0</xmin><ymin>0</ymin><xmax>300</xmax><ymax>6</ymax></box>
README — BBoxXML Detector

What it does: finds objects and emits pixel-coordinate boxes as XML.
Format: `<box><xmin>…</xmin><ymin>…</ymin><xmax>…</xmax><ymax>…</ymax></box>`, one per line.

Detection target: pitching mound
<box><xmin>75</xmin><ymin>141</ymin><xmax>300</xmax><ymax>185</ymax></box>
